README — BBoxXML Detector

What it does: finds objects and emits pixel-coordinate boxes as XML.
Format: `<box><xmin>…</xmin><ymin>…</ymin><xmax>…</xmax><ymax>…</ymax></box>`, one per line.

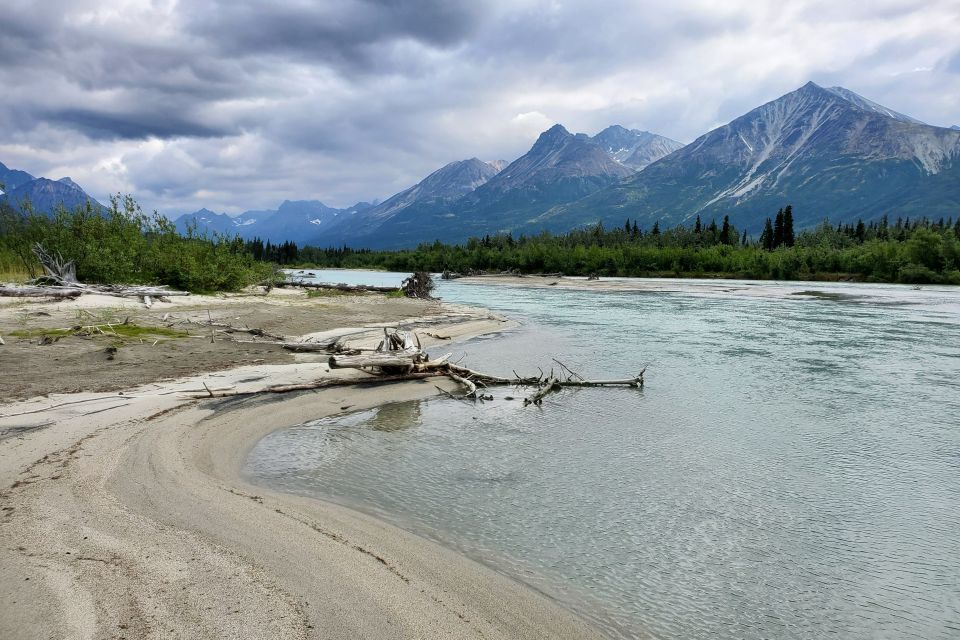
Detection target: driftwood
<box><xmin>282</xmin><ymin>341</ymin><xmax>337</xmax><ymax>352</ymax></box>
<box><xmin>322</xmin><ymin>329</ymin><xmax>644</xmax><ymax>405</ymax></box>
<box><xmin>179</xmin><ymin>317</ymin><xmax>286</xmax><ymax>342</ymax></box>
<box><xmin>184</xmin><ymin>372</ymin><xmax>445</xmax><ymax>398</ymax></box>
<box><xmin>33</xmin><ymin>243</ymin><xmax>77</xmax><ymax>283</ymax></box>
<box><xmin>0</xmin><ymin>245</ymin><xmax>190</xmax><ymax>299</ymax></box>
<box><xmin>277</xmin><ymin>281</ymin><xmax>398</xmax><ymax>293</ymax></box>
<box><xmin>329</xmin><ymin>347</ymin><xmax>424</xmax><ymax>370</ymax></box>
<box><xmin>0</xmin><ymin>283</ymin><xmax>189</xmax><ymax>299</ymax></box>
<box><xmin>401</xmin><ymin>272</ymin><xmax>434</xmax><ymax>299</ymax></box>
<box><xmin>182</xmin><ymin>327</ymin><xmax>647</xmax><ymax>406</ymax></box>
<box><xmin>279</xmin><ymin>271</ymin><xmax>434</xmax><ymax>299</ymax></box>
<box><xmin>0</xmin><ymin>286</ymin><xmax>83</xmax><ymax>298</ymax></box>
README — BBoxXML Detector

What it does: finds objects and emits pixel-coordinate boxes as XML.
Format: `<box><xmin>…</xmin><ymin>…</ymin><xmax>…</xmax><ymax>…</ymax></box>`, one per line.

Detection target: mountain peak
<box><xmin>592</xmin><ymin>125</ymin><xmax>683</xmax><ymax>170</ymax></box>
<box><xmin>533</xmin><ymin>124</ymin><xmax>571</xmax><ymax>148</ymax></box>
<box><xmin>597</xmin><ymin>124</ymin><xmax>634</xmax><ymax>136</ymax></box>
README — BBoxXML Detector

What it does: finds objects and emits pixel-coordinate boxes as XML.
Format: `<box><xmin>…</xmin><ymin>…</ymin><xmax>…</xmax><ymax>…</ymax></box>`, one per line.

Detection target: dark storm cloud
<box><xmin>48</xmin><ymin>108</ymin><xmax>233</xmax><ymax>141</ymax></box>
<box><xmin>187</xmin><ymin>0</ymin><xmax>489</xmax><ymax>72</ymax></box>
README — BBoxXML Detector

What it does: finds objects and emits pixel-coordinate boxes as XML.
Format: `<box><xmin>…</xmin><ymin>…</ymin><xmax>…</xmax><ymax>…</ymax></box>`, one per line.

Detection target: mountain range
<box><xmin>1</xmin><ymin>161</ymin><xmax>103</xmax><ymax>214</ymax></box>
<box><xmin>4</xmin><ymin>82</ymin><xmax>958</xmax><ymax>247</ymax></box>
<box><xmin>538</xmin><ymin>82</ymin><xmax>960</xmax><ymax>233</ymax></box>
<box><xmin>174</xmin><ymin>123</ymin><xmax>682</xmax><ymax>246</ymax></box>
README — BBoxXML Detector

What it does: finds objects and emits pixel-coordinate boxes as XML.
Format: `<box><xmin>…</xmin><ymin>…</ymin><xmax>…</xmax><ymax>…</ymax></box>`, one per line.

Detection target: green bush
<box><xmin>0</xmin><ymin>195</ymin><xmax>270</xmax><ymax>292</ymax></box>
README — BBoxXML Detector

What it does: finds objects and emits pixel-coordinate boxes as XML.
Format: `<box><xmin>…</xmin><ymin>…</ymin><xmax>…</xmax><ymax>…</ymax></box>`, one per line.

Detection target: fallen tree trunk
<box><xmin>185</xmin><ymin>371</ymin><xmax>444</xmax><ymax>398</ymax></box>
<box><xmin>276</xmin><ymin>281</ymin><xmax>399</xmax><ymax>293</ymax></box>
<box><xmin>0</xmin><ymin>283</ymin><xmax>189</xmax><ymax>299</ymax></box>
<box><xmin>328</xmin><ymin>347</ymin><xmax>424</xmax><ymax>370</ymax></box>
<box><xmin>524</xmin><ymin>377</ymin><xmax>561</xmax><ymax>405</ymax></box>
<box><xmin>0</xmin><ymin>286</ymin><xmax>83</xmax><ymax>298</ymax></box>
<box><xmin>282</xmin><ymin>341</ymin><xmax>338</xmax><ymax>352</ymax></box>
<box><xmin>194</xmin><ymin>328</ymin><xmax>645</xmax><ymax>406</ymax></box>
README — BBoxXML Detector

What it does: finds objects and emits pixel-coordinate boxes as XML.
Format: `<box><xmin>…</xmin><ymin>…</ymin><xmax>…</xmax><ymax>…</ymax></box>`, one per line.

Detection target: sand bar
<box><xmin>0</xmin><ymin>289</ymin><xmax>602</xmax><ymax>639</ymax></box>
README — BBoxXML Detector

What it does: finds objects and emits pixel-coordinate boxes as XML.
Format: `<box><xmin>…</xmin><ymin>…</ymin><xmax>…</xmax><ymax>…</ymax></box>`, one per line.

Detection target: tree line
<box><xmin>277</xmin><ymin>208</ymin><xmax>960</xmax><ymax>285</ymax></box>
<box><xmin>3</xmin><ymin>197</ymin><xmax>958</xmax><ymax>288</ymax></box>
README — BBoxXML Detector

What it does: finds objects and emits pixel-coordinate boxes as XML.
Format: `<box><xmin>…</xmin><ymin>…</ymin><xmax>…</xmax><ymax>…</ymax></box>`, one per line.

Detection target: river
<box><xmin>249</xmin><ymin>273</ymin><xmax>960</xmax><ymax>639</ymax></box>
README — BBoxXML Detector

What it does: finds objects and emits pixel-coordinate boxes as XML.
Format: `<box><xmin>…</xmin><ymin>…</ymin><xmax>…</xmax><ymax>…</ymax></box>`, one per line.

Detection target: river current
<box><xmin>248</xmin><ymin>273</ymin><xmax>960</xmax><ymax>639</ymax></box>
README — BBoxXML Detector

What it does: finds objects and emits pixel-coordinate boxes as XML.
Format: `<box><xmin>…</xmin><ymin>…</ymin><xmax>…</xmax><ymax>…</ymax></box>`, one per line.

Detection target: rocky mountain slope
<box><xmin>1</xmin><ymin>173</ymin><xmax>103</xmax><ymax>215</ymax></box>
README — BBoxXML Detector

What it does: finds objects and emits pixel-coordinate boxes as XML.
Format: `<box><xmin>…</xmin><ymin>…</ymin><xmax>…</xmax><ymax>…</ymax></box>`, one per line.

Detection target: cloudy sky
<box><xmin>1</xmin><ymin>0</ymin><xmax>958</xmax><ymax>216</ymax></box>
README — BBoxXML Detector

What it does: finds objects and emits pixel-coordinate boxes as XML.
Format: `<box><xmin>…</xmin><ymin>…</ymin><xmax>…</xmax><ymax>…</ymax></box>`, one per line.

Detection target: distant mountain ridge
<box><xmin>591</xmin><ymin>125</ymin><xmax>684</xmax><ymax>170</ymax></box>
<box><xmin>351</xmin><ymin>157</ymin><xmax>505</xmax><ymax>229</ymax></box>
<box><xmin>333</xmin><ymin>124</ymin><xmax>641</xmax><ymax>247</ymax></box>
<box><xmin>174</xmin><ymin>200</ymin><xmax>374</xmax><ymax>242</ymax></box>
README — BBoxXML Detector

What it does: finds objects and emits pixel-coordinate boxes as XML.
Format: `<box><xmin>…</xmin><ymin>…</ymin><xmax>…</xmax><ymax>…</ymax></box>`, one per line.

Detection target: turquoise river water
<box><xmin>249</xmin><ymin>273</ymin><xmax>960</xmax><ymax>639</ymax></box>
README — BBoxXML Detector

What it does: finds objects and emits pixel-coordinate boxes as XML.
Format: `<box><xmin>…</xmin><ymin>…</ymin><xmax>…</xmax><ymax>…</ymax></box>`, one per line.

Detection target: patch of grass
<box><xmin>11</xmin><ymin>322</ymin><xmax>189</xmax><ymax>341</ymax></box>
<box><xmin>10</xmin><ymin>328</ymin><xmax>75</xmax><ymax>338</ymax></box>
<box><xmin>384</xmin><ymin>289</ymin><xmax>406</xmax><ymax>298</ymax></box>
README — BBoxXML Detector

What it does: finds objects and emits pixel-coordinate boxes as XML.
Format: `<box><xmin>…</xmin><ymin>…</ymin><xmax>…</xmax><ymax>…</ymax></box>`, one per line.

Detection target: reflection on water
<box><xmin>247</xmin><ymin>279</ymin><xmax>960</xmax><ymax>640</ymax></box>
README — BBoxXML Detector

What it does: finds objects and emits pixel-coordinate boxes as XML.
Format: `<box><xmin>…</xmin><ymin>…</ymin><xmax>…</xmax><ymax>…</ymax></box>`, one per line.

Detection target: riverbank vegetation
<box><xmin>3</xmin><ymin>197</ymin><xmax>957</xmax><ymax>287</ymax></box>
<box><xmin>0</xmin><ymin>197</ymin><xmax>270</xmax><ymax>292</ymax></box>
<box><xmin>268</xmin><ymin>211</ymin><xmax>960</xmax><ymax>284</ymax></box>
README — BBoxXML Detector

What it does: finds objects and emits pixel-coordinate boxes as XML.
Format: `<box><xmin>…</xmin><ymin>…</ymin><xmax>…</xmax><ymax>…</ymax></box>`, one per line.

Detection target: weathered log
<box><xmin>328</xmin><ymin>347</ymin><xmax>424</xmax><ymax>370</ymax></box>
<box><xmin>277</xmin><ymin>281</ymin><xmax>399</xmax><ymax>293</ymax></box>
<box><xmin>281</xmin><ymin>341</ymin><xmax>337</xmax><ymax>352</ymax></box>
<box><xmin>524</xmin><ymin>377</ymin><xmax>562</xmax><ymax>405</ymax></box>
<box><xmin>0</xmin><ymin>286</ymin><xmax>83</xmax><ymax>298</ymax></box>
<box><xmin>185</xmin><ymin>371</ymin><xmax>444</xmax><ymax>398</ymax></box>
<box><xmin>447</xmin><ymin>371</ymin><xmax>478</xmax><ymax>398</ymax></box>
<box><xmin>1</xmin><ymin>283</ymin><xmax>189</xmax><ymax>298</ymax></box>
<box><xmin>32</xmin><ymin>243</ymin><xmax>77</xmax><ymax>283</ymax></box>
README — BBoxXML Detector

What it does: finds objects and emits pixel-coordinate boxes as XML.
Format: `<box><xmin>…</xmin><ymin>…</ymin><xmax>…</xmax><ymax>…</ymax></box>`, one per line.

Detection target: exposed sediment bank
<box><xmin>0</xmin><ymin>291</ymin><xmax>602</xmax><ymax>639</ymax></box>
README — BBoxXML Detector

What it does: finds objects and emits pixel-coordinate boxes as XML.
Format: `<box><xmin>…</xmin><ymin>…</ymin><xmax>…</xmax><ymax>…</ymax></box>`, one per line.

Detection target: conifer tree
<box><xmin>720</xmin><ymin>215</ymin><xmax>731</xmax><ymax>245</ymax></box>
<box><xmin>855</xmin><ymin>219</ymin><xmax>866</xmax><ymax>243</ymax></box>
<box><xmin>783</xmin><ymin>205</ymin><xmax>795</xmax><ymax>247</ymax></box>
<box><xmin>761</xmin><ymin>218</ymin><xmax>774</xmax><ymax>250</ymax></box>
<box><xmin>773</xmin><ymin>208</ymin><xmax>785</xmax><ymax>248</ymax></box>
<box><xmin>694</xmin><ymin>215</ymin><xmax>702</xmax><ymax>234</ymax></box>
<box><xmin>651</xmin><ymin>221</ymin><xmax>660</xmax><ymax>235</ymax></box>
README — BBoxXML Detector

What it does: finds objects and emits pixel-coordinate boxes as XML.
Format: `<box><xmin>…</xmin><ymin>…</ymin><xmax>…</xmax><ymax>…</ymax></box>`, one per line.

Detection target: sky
<box><xmin>1</xmin><ymin>0</ymin><xmax>958</xmax><ymax>216</ymax></box>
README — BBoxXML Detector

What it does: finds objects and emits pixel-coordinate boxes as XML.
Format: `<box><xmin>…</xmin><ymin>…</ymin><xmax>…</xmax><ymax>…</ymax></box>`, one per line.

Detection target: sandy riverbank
<box><xmin>458</xmin><ymin>273</ymin><xmax>937</xmax><ymax>300</ymax></box>
<box><xmin>0</xmin><ymin>290</ymin><xmax>603</xmax><ymax>639</ymax></box>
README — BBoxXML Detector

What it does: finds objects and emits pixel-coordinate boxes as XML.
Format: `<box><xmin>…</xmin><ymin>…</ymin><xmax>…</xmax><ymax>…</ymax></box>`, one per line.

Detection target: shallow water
<box><xmin>248</xmin><ymin>276</ymin><xmax>960</xmax><ymax>639</ymax></box>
